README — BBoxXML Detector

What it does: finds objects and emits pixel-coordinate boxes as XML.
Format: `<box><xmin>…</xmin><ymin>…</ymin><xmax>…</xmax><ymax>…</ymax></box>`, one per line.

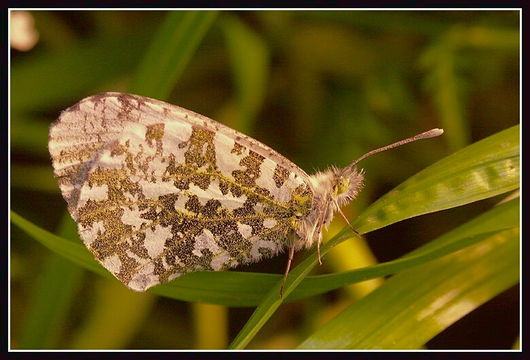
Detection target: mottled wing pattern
<box><xmin>49</xmin><ymin>93</ymin><xmax>314</xmax><ymax>291</ymax></box>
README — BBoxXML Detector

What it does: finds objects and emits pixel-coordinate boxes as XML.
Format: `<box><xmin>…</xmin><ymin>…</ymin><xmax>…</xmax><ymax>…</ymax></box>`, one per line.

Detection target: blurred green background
<box><xmin>10</xmin><ymin>10</ymin><xmax>519</xmax><ymax>349</ymax></box>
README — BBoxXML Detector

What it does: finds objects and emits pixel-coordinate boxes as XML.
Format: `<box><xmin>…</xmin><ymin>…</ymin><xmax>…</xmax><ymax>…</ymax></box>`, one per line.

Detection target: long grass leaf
<box><xmin>129</xmin><ymin>11</ymin><xmax>218</xmax><ymax>100</ymax></box>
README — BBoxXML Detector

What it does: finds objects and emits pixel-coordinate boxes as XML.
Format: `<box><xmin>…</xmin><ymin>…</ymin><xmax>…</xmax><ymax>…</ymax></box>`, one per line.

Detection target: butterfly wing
<box><xmin>49</xmin><ymin>92</ymin><xmax>314</xmax><ymax>291</ymax></box>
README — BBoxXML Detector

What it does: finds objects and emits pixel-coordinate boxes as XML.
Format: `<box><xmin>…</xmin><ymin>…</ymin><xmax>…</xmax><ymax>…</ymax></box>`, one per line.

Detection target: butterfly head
<box><xmin>296</xmin><ymin>166</ymin><xmax>364</xmax><ymax>249</ymax></box>
<box><xmin>332</xmin><ymin>165</ymin><xmax>365</xmax><ymax>207</ymax></box>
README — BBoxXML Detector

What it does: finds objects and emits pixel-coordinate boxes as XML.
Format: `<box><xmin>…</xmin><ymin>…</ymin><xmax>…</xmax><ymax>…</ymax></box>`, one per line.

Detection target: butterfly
<box><xmin>49</xmin><ymin>92</ymin><xmax>443</xmax><ymax>292</ymax></box>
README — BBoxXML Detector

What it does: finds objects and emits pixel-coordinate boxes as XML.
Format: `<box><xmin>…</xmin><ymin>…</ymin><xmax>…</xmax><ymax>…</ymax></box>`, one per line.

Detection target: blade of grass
<box><xmin>10</xmin><ymin>206</ymin><xmax>343</xmax><ymax>307</ymax></box>
<box><xmin>228</xmin><ymin>228</ymin><xmax>352</xmax><ymax>349</ymax></box>
<box><xmin>355</xmin><ymin>125</ymin><xmax>519</xmax><ymax>234</ymax></box>
<box><xmin>288</xmin><ymin>228</ymin><xmax>513</xmax><ymax>301</ymax></box>
<box><xmin>220</xmin><ymin>14</ymin><xmax>269</xmax><ymax>134</ymax></box>
<box><xmin>289</xmin><ymin>196</ymin><xmax>518</xmax><ymax>301</ymax></box>
<box><xmin>18</xmin><ymin>214</ymin><xmax>84</xmax><ymax>349</ymax></box>
<box><xmin>420</xmin><ymin>31</ymin><xmax>470</xmax><ymax>151</ymax></box>
<box><xmin>158</xmin><ymin>197</ymin><xmax>518</xmax><ymax>305</ymax></box>
<box><xmin>129</xmin><ymin>11</ymin><xmax>218</xmax><ymax>100</ymax></box>
<box><xmin>11</xmin><ymin>211</ymin><xmax>109</xmax><ymax>278</ymax></box>
<box><xmin>228</xmin><ymin>197</ymin><xmax>518</xmax><ymax>348</ymax></box>
<box><xmin>298</xmin><ymin>227</ymin><xmax>519</xmax><ymax>349</ymax></box>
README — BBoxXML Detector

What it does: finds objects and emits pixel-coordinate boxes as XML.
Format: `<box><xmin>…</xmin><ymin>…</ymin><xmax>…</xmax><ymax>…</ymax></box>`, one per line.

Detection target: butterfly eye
<box><xmin>334</xmin><ymin>177</ymin><xmax>350</xmax><ymax>195</ymax></box>
<box><xmin>332</xmin><ymin>183</ymin><xmax>340</xmax><ymax>195</ymax></box>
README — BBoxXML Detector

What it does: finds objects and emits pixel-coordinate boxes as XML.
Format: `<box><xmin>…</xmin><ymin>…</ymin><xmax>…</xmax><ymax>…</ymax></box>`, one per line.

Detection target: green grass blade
<box><xmin>129</xmin><ymin>11</ymin><xmax>218</xmax><ymax>100</ymax></box>
<box><xmin>420</xmin><ymin>34</ymin><xmax>470</xmax><ymax>151</ymax></box>
<box><xmin>18</xmin><ymin>254</ymin><xmax>84</xmax><ymax>349</ymax></box>
<box><xmin>228</xmin><ymin>229</ymin><xmax>352</xmax><ymax>349</ymax></box>
<box><xmin>228</xmin><ymin>198</ymin><xmax>518</xmax><ymax>348</ymax></box>
<box><xmin>289</xmin><ymin>197</ymin><xmax>518</xmax><ymax>301</ymax></box>
<box><xmin>220</xmin><ymin>14</ymin><xmax>269</xmax><ymax>134</ymax></box>
<box><xmin>355</xmin><ymin>125</ymin><xmax>519</xmax><ymax>234</ymax></box>
<box><xmin>18</xmin><ymin>215</ymin><xmax>85</xmax><ymax>349</ymax></box>
<box><xmin>298</xmin><ymin>227</ymin><xmax>519</xmax><ymax>349</ymax></box>
<box><xmin>11</xmin><ymin>211</ymin><xmax>108</xmax><ymax>278</ymax></box>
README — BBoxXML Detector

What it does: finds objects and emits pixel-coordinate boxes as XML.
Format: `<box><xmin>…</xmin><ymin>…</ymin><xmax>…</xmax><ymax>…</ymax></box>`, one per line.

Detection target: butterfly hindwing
<box><xmin>49</xmin><ymin>93</ymin><xmax>314</xmax><ymax>291</ymax></box>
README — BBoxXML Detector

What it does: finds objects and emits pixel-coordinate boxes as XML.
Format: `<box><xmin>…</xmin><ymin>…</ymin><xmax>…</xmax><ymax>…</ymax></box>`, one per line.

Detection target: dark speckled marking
<box><xmin>273</xmin><ymin>164</ymin><xmax>290</xmax><ymax>188</ymax></box>
<box><xmin>145</xmin><ymin>123</ymin><xmax>165</xmax><ymax>154</ymax></box>
<box><xmin>232</xmin><ymin>150</ymin><xmax>265</xmax><ymax>188</ymax></box>
<box><xmin>231</xmin><ymin>142</ymin><xmax>244</xmax><ymax>155</ymax></box>
<box><xmin>183</xmin><ymin>126</ymin><xmax>217</xmax><ymax>169</ymax></box>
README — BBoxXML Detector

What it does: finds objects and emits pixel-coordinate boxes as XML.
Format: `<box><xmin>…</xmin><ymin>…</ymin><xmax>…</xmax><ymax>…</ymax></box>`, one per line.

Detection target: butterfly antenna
<box><xmin>347</xmin><ymin>128</ymin><xmax>444</xmax><ymax>170</ymax></box>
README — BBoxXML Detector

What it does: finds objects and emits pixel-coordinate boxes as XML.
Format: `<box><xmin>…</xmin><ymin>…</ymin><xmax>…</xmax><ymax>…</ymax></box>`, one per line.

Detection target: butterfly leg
<box><xmin>335</xmin><ymin>202</ymin><xmax>360</xmax><ymax>236</ymax></box>
<box><xmin>317</xmin><ymin>237</ymin><xmax>322</xmax><ymax>265</ymax></box>
<box><xmin>280</xmin><ymin>245</ymin><xmax>295</xmax><ymax>298</ymax></box>
<box><xmin>316</xmin><ymin>203</ymin><xmax>328</xmax><ymax>266</ymax></box>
